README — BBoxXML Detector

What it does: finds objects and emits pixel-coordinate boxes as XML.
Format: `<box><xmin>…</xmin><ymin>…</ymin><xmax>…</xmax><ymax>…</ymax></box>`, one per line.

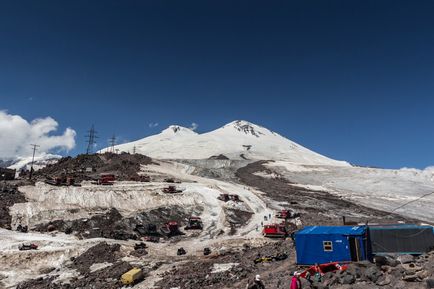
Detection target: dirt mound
<box><xmin>35</xmin><ymin>152</ymin><xmax>153</xmax><ymax>182</ymax></box>
<box><xmin>0</xmin><ymin>185</ymin><xmax>26</xmax><ymax>229</ymax></box>
<box><xmin>70</xmin><ymin>242</ymin><xmax>122</xmax><ymax>274</ymax></box>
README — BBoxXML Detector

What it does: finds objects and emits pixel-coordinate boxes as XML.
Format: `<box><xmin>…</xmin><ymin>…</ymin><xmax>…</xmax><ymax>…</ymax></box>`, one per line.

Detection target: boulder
<box><xmin>364</xmin><ymin>266</ymin><xmax>382</xmax><ymax>283</ymax></box>
<box><xmin>397</xmin><ymin>254</ymin><xmax>415</xmax><ymax>264</ymax></box>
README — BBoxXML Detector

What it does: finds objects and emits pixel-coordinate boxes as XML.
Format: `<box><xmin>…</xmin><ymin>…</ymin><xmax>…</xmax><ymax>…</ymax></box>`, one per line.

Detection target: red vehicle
<box><xmin>262</xmin><ymin>223</ymin><xmax>287</xmax><ymax>238</ymax></box>
<box><xmin>97</xmin><ymin>174</ymin><xmax>115</xmax><ymax>185</ymax></box>
<box><xmin>299</xmin><ymin>262</ymin><xmax>348</xmax><ymax>279</ymax></box>
<box><xmin>19</xmin><ymin>243</ymin><xmax>38</xmax><ymax>251</ymax></box>
<box><xmin>185</xmin><ymin>216</ymin><xmax>203</xmax><ymax>230</ymax></box>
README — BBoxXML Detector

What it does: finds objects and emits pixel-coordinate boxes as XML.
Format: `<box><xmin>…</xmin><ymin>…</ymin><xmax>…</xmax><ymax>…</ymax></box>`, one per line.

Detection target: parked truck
<box><xmin>120</xmin><ymin>267</ymin><xmax>144</xmax><ymax>285</ymax></box>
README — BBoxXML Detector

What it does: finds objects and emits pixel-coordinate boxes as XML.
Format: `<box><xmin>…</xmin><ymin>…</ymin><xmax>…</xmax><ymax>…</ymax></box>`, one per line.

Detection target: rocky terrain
<box><xmin>1</xmin><ymin>122</ymin><xmax>433</xmax><ymax>289</ymax></box>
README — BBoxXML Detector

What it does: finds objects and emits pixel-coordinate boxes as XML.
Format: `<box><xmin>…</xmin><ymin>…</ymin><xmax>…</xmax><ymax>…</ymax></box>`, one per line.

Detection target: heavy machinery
<box><xmin>16</xmin><ymin>224</ymin><xmax>28</xmax><ymax>233</ymax></box>
<box><xmin>262</xmin><ymin>223</ymin><xmax>287</xmax><ymax>238</ymax></box>
<box><xmin>121</xmin><ymin>267</ymin><xmax>144</xmax><ymax>285</ymax></box>
<box><xmin>45</xmin><ymin>176</ymin><xmax>76</xmax><ymax>186</ymax></box>
<box><xmin>203</xmin><ymin>247</ymin><xmax>211</xmax><ymax>256</ymax></box>
<box><xmin>134</xmin><ymin>242</ymin><xmax>147</xmax><ymax>250</ymax></box>
<box><xmin>229</xmin><ymin>194</ymin><xmax>241</xmax><ymax>202</ymax></box>
<box><xmin>160</xmin><ymin>221</ymin><xmax>181</xmax><ymax>236</ymax></box>
<box><xmin>184</xmin><ymin>216</ymin><xmax>203</xmax><ymax>230</ymax></box>
<box><xmin>162</xmin><ymin>186</ymin><xmax>183</xmax><ymax>194</ymax></box>
<box><xmin>177</xmin><ymin>247</ymin><xmax>186</xmax><ymax>255</ymax></box>
<box><xmin>276</xmin><ymin>209</ymin><xmax>300</xmax><ymax>219</ymax></box>
<box><xmin>19</xmin><ymin>243</ymin><xmax>38</xmax><ymax>251</ymax></box>
<box><xmin>92</xmin><ymin>174</ymin><xmax>115</xmax><ymax>185</ymax></box>
<box><xmin>218</xmin><ymin>194</ymin><xmax>241</xmax><ymax>202</ymax></box>
<box><xmin>164</xmin><ymin>178</ymin><xmax>180</xmax><ymax>183</ymax></box>
<box><xmin>217</xmin><ymin>194</ymin><xmax>229</xmax><ymax>202</ymax></box>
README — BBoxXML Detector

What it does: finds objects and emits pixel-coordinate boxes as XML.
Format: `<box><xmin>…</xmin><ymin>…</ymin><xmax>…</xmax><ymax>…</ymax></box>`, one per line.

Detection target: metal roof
<box><xmin>296</xmin><ymin>226</ymin><xmax>366</xmax><ymax>235</ymax></box>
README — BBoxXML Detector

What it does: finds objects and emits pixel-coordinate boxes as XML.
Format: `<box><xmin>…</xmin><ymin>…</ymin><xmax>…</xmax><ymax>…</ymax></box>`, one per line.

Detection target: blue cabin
<box><xmin>295</xmin><ymin>226</ymin><xmax>368</xmax><ymax>265</ymax></box>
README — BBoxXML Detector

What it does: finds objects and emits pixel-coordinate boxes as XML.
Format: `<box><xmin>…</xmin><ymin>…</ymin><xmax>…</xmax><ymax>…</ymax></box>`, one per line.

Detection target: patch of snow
<box><xmin>89</xmin><ymin>262</ymin><xmax>112</xmax><ymax>272</ymax></box>
<box><xmin>211</xmin><ymin>263</ymin><xmax>239</xmax><ymax>273</ymax></box>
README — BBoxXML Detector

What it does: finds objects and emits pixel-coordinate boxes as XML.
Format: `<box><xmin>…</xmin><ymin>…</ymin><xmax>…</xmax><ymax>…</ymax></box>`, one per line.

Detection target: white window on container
<box><xmin>323</xmin><ymin>241</ymin><xmax>333</xmax><ymax>252</ymax></box>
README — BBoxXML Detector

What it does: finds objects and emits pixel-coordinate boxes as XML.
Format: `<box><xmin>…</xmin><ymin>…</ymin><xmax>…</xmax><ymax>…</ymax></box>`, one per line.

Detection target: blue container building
<box><xmin>295</xmin><ymin>226</ymin><xmax>369</xmax><ymax>265</ymax></box>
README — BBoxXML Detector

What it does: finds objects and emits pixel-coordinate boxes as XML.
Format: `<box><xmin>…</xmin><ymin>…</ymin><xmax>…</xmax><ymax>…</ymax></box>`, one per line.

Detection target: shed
<box><xmin>295</xmin><ymin>226</ymin><xmax>368</xmax><ymax>265</ymax></box>
<box><xmin>369</xmin><ymin>224</ymin><xmax>434</xmax><ymax>255</ymax></box>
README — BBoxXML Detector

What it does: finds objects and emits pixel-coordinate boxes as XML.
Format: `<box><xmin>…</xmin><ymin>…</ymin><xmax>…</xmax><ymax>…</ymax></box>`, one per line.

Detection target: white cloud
<box><xmin>0</xmin><ymin>111</ymin><xmax>76</xmax><ymax>160</ymax></box>
<box><xmin>148</xmin><ymin>122</ymin><xmax>159</xmax><ymax>128</ymax></box>
<box><xmin>190</xmin><ymin>122</ymin><xmax>198</xmax><ymax>131</ymax></box>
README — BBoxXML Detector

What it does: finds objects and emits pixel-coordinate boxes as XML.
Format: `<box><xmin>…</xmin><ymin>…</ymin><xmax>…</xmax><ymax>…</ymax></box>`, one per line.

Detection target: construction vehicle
<box><xmin>120</xmin><ymin>267</ymin><xmax>144</xmax><ymax>285</ymax></box>
<box><xmin>162</xmin><ymin>186</ymin><xmax>183</xmax><ymax>194</ymax></box>
<box><xmin>134</xmin><ymin>242</ymin><xmax>147</xmax><ymax>250</ymax></box>
<box><xmin>16</xmin><ymin>224</ymin><xmax>28</xmax><ymax>233</ymax></box>
<box><xmin>203</xmin><ymin>247</ymin><xmax>211</xmax><ymax>256</ymax></box>
<box><xmin>262</xmin><ymin>223</ymin><xmax>287</xmax><ymax>238</ymax></box>
<box><xmin>184</xmin><ymin>216</ymin><xmax>203</xmax><ymax>230</ymax></box>
<box><xmin>160</xmin><ymin>221</ymin><xmax>181</xmax><ymax>236</ymax></box>
<box><xmin>19</xmin><ymin>243</ymin><xmax>38</xmax><ymax>251</ymax></box>
<box><xmin>276</xmin><ymin>209</ymin><xmax>300</xmax><ymax>219</ymax></box>
<box><xmin>92</xmin><ymin>174</ymin><xmax>115</xmax><ymax>185</ymax></box>
<box><xmin>218</xmin><ymin>194</ymin><xmax>241</xmax><ymax>202</ymax></box>
<box><xmin>164</xmin><ymin>178</ymin><xmax>180</xmax><ymax>183</ymax></box>
<box><xmin>44</xmin><ymin>176</ymin><xmax>76</xmax><ymax>186</ymax></box>
<box><xmin>217</xmin><ymin>194</ymin><xmax>230</xmax><ymax>202</ymax></box>
<box><xmin>177</xmin><ymin>247</ymin><xmax>186</xmax><ymax>255</ymax></box>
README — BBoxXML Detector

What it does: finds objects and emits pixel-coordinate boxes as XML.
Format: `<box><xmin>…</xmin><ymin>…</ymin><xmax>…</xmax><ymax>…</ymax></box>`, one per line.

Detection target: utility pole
<box><xmin>29</xmin><ymin>144</ymin><xmax>39</xmax><ymax>180</ymax></box>
<box><xmin>133</xmin><ymin>145</ymin><xmax>136</xmax><ymax>154</ymax></box>
<box><xmin>85</xmin><ymin>125</ymin><xmax>98</xmax><ymax>154</ymax></box>
<box><xmin>109</xmin><ymin>134</ymin><xmax>116</xmax><ymax>153</ymax></box>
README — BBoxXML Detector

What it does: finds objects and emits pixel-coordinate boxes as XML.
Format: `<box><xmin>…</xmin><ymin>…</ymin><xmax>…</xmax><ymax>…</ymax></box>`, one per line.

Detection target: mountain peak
<box><xmin>161</xmin><ymin>125</ymin><xmax>197</xmax><ymax>135</ymax></box>
<box><xmin>223</xmin><ymin>120</ymin><xmax>268</xmax><ymax>137</ymax></box>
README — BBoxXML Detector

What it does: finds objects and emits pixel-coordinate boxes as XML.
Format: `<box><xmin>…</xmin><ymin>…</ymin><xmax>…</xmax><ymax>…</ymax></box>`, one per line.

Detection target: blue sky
<box><xmin>1</xmin><ymin>0</ymin><xmax>434</xmax><ymax>169</ymax></box>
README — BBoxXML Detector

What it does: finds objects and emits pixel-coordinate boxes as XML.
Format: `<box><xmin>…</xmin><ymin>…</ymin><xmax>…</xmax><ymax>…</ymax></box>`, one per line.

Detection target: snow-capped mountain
<box><xmin>100</xmin><ymin>120</ymin><xmax>349</xmax><ymax>166</ymax></box>
<box><xmin>4</xmin><ymin>153</ymin><xmax>61</xmax><ymax>171</ymax></box>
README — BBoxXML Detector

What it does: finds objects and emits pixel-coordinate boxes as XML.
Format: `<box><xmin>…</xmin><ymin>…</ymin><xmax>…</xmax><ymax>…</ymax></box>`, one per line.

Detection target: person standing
<box><xmin>290</xmin><ymin>272</ymin><xmax>302</xmax><ymax>289</ymax></box>
<box><xmin>246</xmin><ymin>274</ymin><xmax>265</xmax><ymax>289</ymax></box>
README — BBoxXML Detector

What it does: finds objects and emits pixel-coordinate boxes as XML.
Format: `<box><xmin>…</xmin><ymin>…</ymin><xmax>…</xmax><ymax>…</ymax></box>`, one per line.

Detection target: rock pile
<box><xmin>302</xmin><ymin>252</ymin><xmax>434</xmax><ymax>289</ymax></box>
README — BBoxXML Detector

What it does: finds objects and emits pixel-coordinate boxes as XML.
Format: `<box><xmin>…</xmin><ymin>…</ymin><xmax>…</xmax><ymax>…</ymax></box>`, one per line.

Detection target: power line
<box><xmin>29</xmin><ymin>144</ymin><xmax>40</xmax><ymax>180</ymax></box>
<box><xmin>389</xmin><ymin>191</ymin><xmax>434</xmax><ymax>214</ymax></box>
<box><xmin>85</xmin><ymin>125</ymin><xmax>98</xmax><ymax>154</ymax></box>
<box><xmin>108</xmin><ymin>134</ymin><xmax>116</xmax><ymax>153</ymax></box>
